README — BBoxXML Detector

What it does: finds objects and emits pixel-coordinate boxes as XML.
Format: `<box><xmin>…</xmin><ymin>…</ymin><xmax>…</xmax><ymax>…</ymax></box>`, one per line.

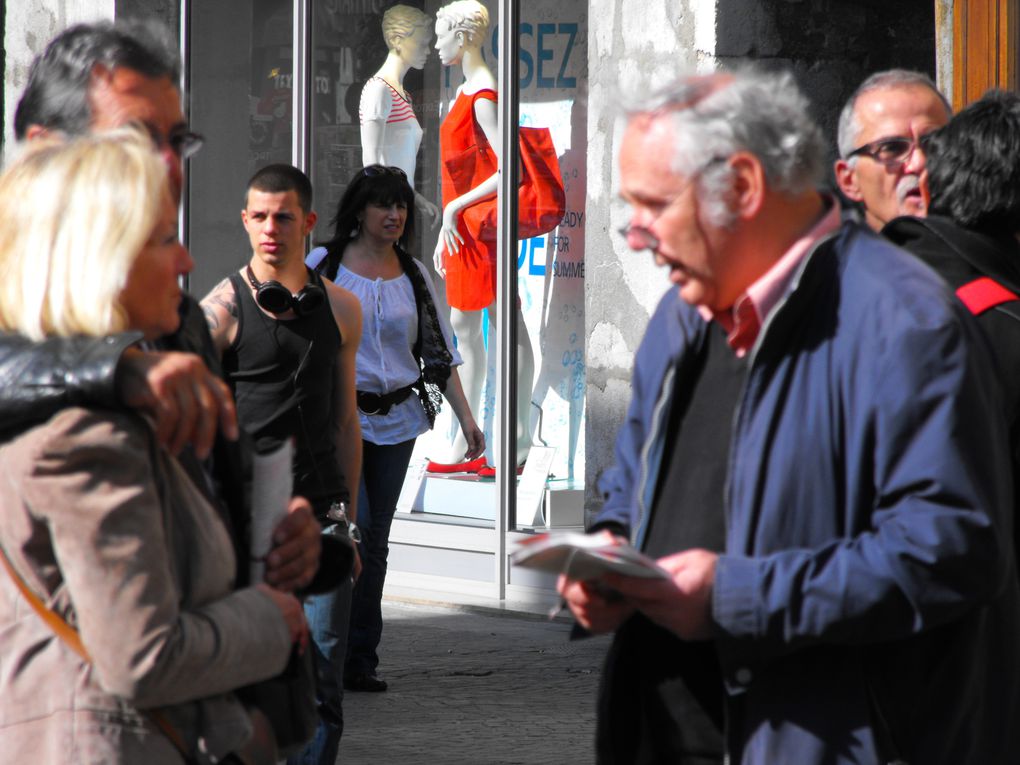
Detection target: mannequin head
<box><xmin>382</xmin><ymin>5</ymin><xmax>433</xmax><ymax>70</ymax></box>
<box><xmin>435</xmin><ymin>0</ymin><xmax>489</xmax><ymax>64</ymax></box>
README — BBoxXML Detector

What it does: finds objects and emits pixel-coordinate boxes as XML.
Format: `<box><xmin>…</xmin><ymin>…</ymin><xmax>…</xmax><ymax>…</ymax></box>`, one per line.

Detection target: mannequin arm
<box><xmin>360</xmin><ymin>118</ymin><xmax>386</xmax><ymax>167</ymax></box>
<box><xmin>433</xmin><ymin>97</ymin><xmax>501</xmax><ymax>274</ymax></box>
<box><xmin>416</xmin><ymin>191</ymin><xmax>441</xmax><ymax>228</ymax></box>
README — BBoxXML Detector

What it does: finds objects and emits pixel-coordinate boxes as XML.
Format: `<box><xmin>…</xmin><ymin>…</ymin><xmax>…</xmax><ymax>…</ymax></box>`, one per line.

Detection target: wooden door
<box><xmin>953</xmin><ymin>0</ymin><xmax>1019</xmax><ymax>108</ymax></box>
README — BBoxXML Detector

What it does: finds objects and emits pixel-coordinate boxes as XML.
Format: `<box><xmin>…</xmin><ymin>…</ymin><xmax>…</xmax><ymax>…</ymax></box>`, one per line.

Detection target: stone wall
<box><xmin>3</xmin><ymin>1</ymin><xmax>114</xmax><ymax>159</ymax></box>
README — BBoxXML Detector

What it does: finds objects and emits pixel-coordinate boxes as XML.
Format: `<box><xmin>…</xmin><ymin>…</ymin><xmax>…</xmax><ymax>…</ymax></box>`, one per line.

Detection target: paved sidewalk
<box><xmin>339</xmin><ymin>600</ymin><xmax>612</xmax><ymax>764</ymax></box>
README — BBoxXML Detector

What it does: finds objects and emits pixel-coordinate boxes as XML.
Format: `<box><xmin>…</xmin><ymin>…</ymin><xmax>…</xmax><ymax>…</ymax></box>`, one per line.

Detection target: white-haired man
<box><xmin>559</xmin><ymin>68</ymin><xmax>1020</xmax><ymax>764</ymax></box>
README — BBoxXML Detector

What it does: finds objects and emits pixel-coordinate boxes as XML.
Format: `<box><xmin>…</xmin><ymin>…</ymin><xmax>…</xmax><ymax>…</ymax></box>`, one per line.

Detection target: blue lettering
<box><xmin>536</xmin><ymin>24</ymin><xmax>556</xmax><ymax>88</ymax></box>
<box><xmin>519</xmin><ymin>24</ymin><xmax>534</xmax><ymax>89</ymax></box>
<box><xmin>517</xmin><ymin>239</ymin><xmax>528</xmax><ymax>270</ymax></box>
<box><xmin>528</xmin><ymin>237</ymin><xmax>547</xmax><ymax>276</ymax></box>
<box><xmin>487</xmin><ymin>23</ymin><xmax>577</xmax><ymax>90</ymax></box>
<box><xmin>557</xmin><ymin>24</ymin><xmax>578</xmax><ymax>88</ymax></box>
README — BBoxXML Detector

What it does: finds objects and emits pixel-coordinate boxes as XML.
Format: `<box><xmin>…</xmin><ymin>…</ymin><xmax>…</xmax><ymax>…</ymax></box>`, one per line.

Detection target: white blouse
<box><xmin>313</xmin><ymin>250</ymin><xmax>461</xmax><ymax>445</ymax></box>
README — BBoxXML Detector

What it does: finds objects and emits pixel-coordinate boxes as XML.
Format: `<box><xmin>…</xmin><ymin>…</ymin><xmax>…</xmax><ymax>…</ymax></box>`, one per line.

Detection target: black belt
<box><xmin>357</xmin><ymin>385</ymin><xmax>415</xmax><ymax>415</ymax></box>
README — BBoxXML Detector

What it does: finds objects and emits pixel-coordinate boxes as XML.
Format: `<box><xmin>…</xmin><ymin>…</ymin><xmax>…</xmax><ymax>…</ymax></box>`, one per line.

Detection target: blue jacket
<box><xmin>596</xmin><ymin>222</ymin><xmax>1020</xmax><ymax>764</ymax></box>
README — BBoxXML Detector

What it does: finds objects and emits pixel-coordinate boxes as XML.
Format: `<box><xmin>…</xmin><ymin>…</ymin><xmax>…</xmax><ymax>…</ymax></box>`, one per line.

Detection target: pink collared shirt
<box><xmin>700</xmin><ymin>197</ymin><xmax>842</xmax><ymax>357</ymax></box>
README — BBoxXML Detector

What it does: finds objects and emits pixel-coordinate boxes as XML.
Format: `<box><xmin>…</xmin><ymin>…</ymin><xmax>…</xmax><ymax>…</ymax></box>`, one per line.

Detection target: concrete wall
<box><xmin>582</xmin><ymin>0</ymin><xmax>937</xmax><ymax>516</ymax></box>
<box><xmin>583</xmin><ymin>0</ymin><xmax>706</xmax><ymax>516</ymax></box>
<box><xmin>1</xmin><ymin>0</ymin><xmax>180</xmax><ymax>160</ymax></box>
<box><xmin>2</xmin><ymin>0</ymin><xmax>114</xmax><ymax>159</ymax></box>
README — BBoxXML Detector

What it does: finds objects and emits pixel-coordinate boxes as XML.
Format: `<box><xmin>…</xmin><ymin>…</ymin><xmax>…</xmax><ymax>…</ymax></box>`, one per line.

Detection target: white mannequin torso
<box><xmin>359</xmin><ymin>76</ymin><xmax>422</xmax><ymax>178</ymax></box>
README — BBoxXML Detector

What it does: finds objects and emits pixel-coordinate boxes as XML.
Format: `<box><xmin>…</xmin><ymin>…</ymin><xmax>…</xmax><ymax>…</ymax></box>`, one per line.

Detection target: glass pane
<box><xmin>305</xmin><ymin>2</ymin><xmax>587</xmax><ymax>538</ymax></box>
<box><xmin>188</xmin><ymin>0</ymin><xmax>293</xmax><ymax>298</ymax></box>
<box><xmin>510</xmin><ymin>3</ymin><xmax>587</xmax><ymax>532</ymax></box>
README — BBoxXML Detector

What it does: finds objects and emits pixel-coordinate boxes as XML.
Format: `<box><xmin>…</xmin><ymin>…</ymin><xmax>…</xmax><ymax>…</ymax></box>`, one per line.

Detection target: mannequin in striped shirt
<box><xmin>359</xmin><ymin>4</ymin><xmax>441</xmax><ymax>227</ymax></box>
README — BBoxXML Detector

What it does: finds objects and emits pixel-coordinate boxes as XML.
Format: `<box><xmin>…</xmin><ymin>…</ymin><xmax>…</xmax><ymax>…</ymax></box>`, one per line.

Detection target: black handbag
<box><xmin>237</xmin><ymin>645</ymin><xmax>319</xmax><ymax>757</ymax></box>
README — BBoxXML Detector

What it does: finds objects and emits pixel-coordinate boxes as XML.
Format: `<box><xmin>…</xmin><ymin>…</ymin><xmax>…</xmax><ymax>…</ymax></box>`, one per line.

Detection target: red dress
<box><xmin>439</xmin><ymin>88</ymin><xmax>498</xmax><ymax>311</ymax></box>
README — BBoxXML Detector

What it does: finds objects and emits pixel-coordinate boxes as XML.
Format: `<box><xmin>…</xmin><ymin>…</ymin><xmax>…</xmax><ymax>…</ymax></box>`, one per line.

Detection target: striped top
<box><xmin>359</xmin><ymin>76</ymin><xmax>423</xmax><ymax>178</ymax></box>
<box><xmin>359</xmin><ymin>77</ymin><xmax>416</xmax><ymax>123</ymax></box>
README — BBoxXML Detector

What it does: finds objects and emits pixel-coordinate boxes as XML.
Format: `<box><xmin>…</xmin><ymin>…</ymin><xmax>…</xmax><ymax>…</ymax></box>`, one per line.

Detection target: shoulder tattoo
<box><xmin>201</xmin><ymin>278</ymin><xmax>238</xmax><ymax>331</ymax></box>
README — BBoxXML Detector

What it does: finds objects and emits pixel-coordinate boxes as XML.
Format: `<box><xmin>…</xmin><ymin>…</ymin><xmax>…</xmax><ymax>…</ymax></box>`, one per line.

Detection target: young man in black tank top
<box><xmin>202</xmin><ymin>164</ymin><xmax>363</xmax><ymax>765</ymax></box>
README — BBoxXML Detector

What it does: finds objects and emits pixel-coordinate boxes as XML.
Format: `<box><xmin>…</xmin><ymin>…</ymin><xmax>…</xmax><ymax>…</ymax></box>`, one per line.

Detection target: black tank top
<box><xmin>222</xmin><ymin>270</ymin><xmax>347</xmax><ymax>512</ymax></box>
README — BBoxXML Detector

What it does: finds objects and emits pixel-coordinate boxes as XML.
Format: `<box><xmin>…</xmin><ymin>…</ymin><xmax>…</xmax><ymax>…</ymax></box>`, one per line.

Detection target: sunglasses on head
<box><xmin>360</xmin><ymin>165</ymin><xmax>407</xmax><ymax>179</ymax></box>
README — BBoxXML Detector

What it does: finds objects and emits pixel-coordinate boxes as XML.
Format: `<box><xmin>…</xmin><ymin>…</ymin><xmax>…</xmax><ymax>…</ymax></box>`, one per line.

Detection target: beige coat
<box><xmin>0</xmin><ymin>407</ymin><xmax>292</xmax><ymax>764</ymax></box>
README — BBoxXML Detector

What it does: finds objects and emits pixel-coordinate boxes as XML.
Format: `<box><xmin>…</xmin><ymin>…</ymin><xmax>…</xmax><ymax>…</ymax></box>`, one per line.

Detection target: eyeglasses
<box><xmin>617</xmin><ymin>158</ymin><xmax>724</xmax><ymax>252</ymax></box>
<box><xmin>167</xmin><ymin>130</ymin><xmax>205</xmax><ymax>160</ymax></box>
<box><xmin>845</xmin><ymin>136</ymin><xmax>916</xmax><ymax>167</ymax></box>
<box><xmin>140</xmin><ymin>122</ymin><xmax>205</xmax><ymax>160</ymax></box>
<box><xmin>361</xmin><ymin>165</ymin><xmax>407</xmax><ymax>179</ymax></box>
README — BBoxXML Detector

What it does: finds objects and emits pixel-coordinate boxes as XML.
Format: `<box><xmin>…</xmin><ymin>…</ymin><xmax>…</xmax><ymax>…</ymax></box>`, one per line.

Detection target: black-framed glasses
<box><xmin>361</xmin><ymin>165</ymin><xmax>407</xmax><ymax>179</ymax></box>
<box><xmin>167</xmin><ymin>130</ymin><xmax>205</xmax><ymax>160</ymax></box>
<box><xmin>617</xmin><ymin>157</ymin><xmax>725</xmax><ymax>252</ymax></box>
<box><xmin>139</xmin><ymin>121</ymin><xmax>205</xmax><ymax>160</ymax></box>
<box><xmin>846</xmin><ymin>136</ymin><xmax>916</xmax><ymax>167</ymax></box>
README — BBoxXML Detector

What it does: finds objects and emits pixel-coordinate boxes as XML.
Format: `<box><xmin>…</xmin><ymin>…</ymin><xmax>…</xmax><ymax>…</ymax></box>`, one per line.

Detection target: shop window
<box><xmin>187</xmin><ymin>1</ymin><xmax>587</xmax><ymax>544</ymax></box>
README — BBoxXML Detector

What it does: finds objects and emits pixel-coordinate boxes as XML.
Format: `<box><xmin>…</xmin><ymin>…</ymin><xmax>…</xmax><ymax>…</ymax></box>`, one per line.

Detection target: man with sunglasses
<box><xmin>558</xmin><ymin>68</ymin><xmax>1019</xmax><ymax>764</ymax></box>
<box><xmin>834</xmin><ymin>69</ymin><xmax>951</xmax><ymax>231</ymax></box>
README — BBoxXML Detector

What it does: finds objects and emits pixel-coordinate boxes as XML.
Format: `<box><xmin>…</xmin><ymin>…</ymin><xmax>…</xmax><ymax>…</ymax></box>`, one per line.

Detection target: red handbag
<box><xmin>443</xmin><ymin>114</ymin><xmax>566</xmax><ymax>242</ymax></box>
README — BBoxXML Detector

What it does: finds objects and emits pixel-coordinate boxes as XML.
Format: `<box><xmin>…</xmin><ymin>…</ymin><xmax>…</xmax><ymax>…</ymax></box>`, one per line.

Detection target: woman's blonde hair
<box><xmin>0</xmin><ymin>128</ymin><xmax>168</xmax><ymax>340</ymax></box>
<box><xmin>381</xmin><ymin>4</ymin><xmax>432</xmax><ymax>52</ymax></box>
<box><xmin>436</xmin><ymin>0</ymin><xmax>489</xmax><ymax>45</ymax></box>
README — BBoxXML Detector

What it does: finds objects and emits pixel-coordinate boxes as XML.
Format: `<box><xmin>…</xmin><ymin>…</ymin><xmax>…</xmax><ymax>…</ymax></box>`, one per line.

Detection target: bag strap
<box><xmin>956</xmin><ymin>276</ymin><xmax>1019</xmax><ymax>315</ymax></box>
<box><xmin>0</xmin><ymin>541</ymin><xmax>195</xmax><ymax>761</ymax></box>
<box><xmin>468</xmin><ymin>89</ymin><xmax>498</xmax><ymax>155</ymax></box>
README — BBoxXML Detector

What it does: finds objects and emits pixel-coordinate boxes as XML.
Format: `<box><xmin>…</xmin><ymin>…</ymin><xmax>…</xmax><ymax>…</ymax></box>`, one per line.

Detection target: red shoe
<box><xmin>476</xmin><ymin>463</ymin><xmax>525</xmax><ymax>478</ymax></box>
<box><xmin>426</xmin><ymin>456</ymin><xmax>488</xmax><ymax>474</ymax></box>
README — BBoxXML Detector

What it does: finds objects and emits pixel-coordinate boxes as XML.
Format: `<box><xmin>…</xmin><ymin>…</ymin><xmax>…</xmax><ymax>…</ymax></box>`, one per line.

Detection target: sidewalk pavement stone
<box><xmin>339</xmin><ymin>600</ymin><xmax>613</xmax><ymax>764</ymax></box>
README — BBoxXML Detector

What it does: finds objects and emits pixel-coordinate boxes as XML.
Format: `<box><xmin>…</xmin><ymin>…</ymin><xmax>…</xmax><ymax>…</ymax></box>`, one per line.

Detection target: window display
<box><xmin>189</xmin><ymin>0</ymin><xmax>587</xmax><ymax>540</ymax></box>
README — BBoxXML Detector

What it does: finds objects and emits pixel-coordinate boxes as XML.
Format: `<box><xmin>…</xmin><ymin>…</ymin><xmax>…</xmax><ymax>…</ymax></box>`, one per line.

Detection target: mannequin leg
<box><xmin>514</xmin><ymin>304</ymin><xmax>535</xmax><ymax>466</ymax></box>
<box><xmin>430</xmin><ymin>306</ymin><xmax>487</xmax><ymax>463</ymax></box>
<box><xmin>431</xmin><ymin>303</ymin><xmax>536</xmax><ymax>467</ymax></box>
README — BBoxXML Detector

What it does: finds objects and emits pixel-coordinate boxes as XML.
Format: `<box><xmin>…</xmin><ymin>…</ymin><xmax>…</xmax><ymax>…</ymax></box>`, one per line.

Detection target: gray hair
<box><xmin>836</xmin><ymin>69</ymin><xmax>950</xmax><ymax>159</ymax></box>
<box><xmin>625</xmin><ymin>68</ymin><xmax>826</xmax><ymax>227</ymax></box>
<box><xmin>14</xmin><ymin>19</ymin><xmax>180</xmax><ymax>141</ymax></box>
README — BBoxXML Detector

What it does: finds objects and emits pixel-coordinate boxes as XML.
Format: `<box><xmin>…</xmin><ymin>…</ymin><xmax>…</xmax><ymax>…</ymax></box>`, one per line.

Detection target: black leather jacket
<box><xmin>0</xmin><ymin>293</ymin><xmax>349</xmax><ymax>592</ymax></box>
<box><xmin>0</xmin><ymin>331</ymin><xmax>139</xmax><ymax>439</ymax></box>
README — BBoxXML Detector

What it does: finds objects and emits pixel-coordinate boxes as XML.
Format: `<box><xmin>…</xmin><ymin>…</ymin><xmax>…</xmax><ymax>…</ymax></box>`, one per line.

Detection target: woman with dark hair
<box><xmin>308</xmin><ymin>165</ymin><xmax>483</xmax><ymax>692</ymax></box>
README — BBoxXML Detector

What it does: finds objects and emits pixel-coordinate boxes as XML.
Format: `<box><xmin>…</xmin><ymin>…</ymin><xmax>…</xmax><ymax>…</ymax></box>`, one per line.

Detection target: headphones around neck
<box><xmin>246</xmin><ymin>264</ymin><xmax>326</xmax><ymax>316</ymax></box>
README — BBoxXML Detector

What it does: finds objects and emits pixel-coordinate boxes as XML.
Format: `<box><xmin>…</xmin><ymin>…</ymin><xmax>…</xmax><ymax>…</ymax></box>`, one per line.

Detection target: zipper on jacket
<box><xmin>633</xmin><ymin>362</ymin><xmax>678</xmax><ymax>549</ymax></box>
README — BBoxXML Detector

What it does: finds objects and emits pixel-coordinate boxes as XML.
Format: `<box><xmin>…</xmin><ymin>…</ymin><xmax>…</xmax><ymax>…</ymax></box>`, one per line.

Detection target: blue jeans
<box><xmin>344</xmin><ymin>437</ymin><xmax>416</xmax><ymax>679</ymax></box>
<box><xmin>288</xmin><ymin>550</ymin><xmax>353</xmax><ymax>765</ymax></box>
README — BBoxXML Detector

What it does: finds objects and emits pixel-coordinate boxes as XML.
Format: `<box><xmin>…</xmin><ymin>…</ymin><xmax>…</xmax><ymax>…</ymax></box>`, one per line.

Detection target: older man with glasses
<box><xmin>834</xmin><ymin>69</ymin><xmax>951</xmax><ymax>231</ymax></box>
<box><xmin>558</xmin><ymin>66</ymin><xmax>1020</xmax><ymax>765</ymax></box>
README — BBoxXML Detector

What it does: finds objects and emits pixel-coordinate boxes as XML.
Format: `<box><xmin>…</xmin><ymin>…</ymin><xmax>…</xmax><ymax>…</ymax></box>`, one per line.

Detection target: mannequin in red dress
<box><xmin>430</xmin><ymin>0</ymin><xmax>534</xmax><ymax>470</ymax></box>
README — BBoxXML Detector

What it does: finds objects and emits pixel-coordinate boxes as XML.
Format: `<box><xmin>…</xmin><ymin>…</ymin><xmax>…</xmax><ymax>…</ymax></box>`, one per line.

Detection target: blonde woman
<box><xmin>360</xmin><ymin>4</ymin><xmax>440</xmax><ymax>225</ymax></box>
<box><xmin>0</xmin><ymin>130</ymin><xmax>305</xmax><ymax>764</ymax></box>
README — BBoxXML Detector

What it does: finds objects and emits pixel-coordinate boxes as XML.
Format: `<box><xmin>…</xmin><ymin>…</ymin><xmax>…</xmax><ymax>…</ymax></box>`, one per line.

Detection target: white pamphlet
<box><xmin>249</xmin><ymin>438</ymin><xmax>294</xmax><ymax>584</ymax></box>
